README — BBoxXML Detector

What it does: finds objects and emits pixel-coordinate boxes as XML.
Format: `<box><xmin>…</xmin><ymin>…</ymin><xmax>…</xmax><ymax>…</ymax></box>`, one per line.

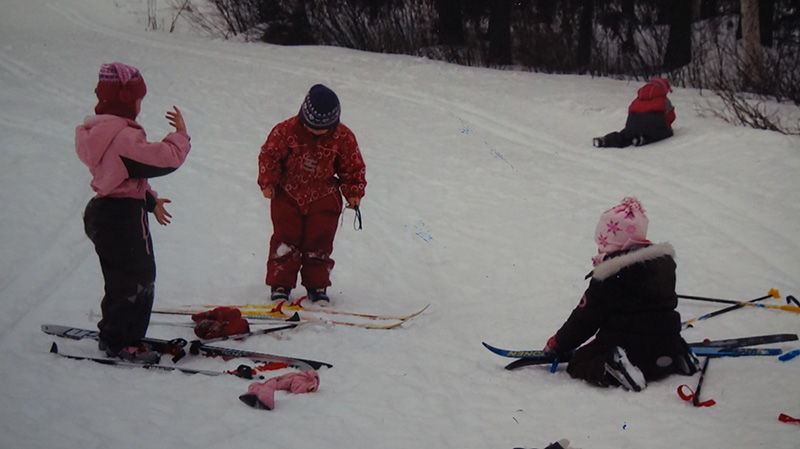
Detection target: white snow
<box><xmin>1</xmin><ymin>1</ymin><xmax>799</xmax><ymax>448</ymax></box>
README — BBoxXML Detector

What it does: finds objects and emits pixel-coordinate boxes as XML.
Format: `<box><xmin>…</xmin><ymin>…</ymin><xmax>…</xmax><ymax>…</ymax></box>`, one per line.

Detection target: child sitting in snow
<box><xmin>543</xmin><ymin>197</ymin><xmax>698</xmax><ymax>391</ymax></box>
<box><xmin>593</xmin><ymin>78</ymin><xmax>675</xmax><ymax>148</ymax></box>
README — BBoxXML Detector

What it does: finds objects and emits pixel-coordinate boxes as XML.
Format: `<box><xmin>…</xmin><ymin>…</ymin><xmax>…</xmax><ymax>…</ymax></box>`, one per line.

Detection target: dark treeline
<box><xmin>199</xmin><ymin>0</ymin><xmax>799</xmax><ymax>112</ymax></box>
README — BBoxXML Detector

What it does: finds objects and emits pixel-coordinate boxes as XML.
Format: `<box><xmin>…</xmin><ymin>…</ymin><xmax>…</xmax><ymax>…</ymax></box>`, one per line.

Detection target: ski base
<box><xmin>50</xmin><ymin>342</ymin><xmax>261</xmax><ymax>379</ymax></box>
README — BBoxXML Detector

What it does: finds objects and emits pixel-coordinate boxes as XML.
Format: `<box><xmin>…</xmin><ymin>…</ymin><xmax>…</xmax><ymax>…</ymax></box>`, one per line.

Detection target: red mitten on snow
<box><xmin>193</xmin><ymin>317</ymin><xmax>250</xmax><ymax>339</ymax></box>
<box><xmin>223</xmin><ymin>317</ymin><xmax>250</xmax><ymax>336</ymax></box>
<box><xmin>191</xmin><ymin>306</ymin><xmax>242</xmax><ymax>323</ymax></box>
<box><xmin>194</xmin><ymin>319</ymin><xmax>224</xmax><ymax>339</ymax></box>
<box><xmin>192</xmin><ymin>306</ymin><xmax>250</xmax><ymax>339</ymax></box>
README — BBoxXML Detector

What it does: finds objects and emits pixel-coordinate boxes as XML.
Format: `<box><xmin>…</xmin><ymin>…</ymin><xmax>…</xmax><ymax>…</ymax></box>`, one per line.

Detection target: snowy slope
<box><xmin>1</xmin><ymin>1</ymin><xmax>799</xmax><ymax>448</ymax></box>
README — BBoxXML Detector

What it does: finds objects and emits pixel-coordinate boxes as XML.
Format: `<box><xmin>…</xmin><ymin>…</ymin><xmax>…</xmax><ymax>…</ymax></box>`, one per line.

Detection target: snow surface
<box><xmin>1</xmin><ymin>1</ymin><xmax>799</xmax><ymax>448</ymax></box>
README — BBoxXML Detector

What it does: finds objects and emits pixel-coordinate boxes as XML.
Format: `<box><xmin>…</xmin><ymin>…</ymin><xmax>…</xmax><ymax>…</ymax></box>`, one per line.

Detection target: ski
<box><xmin>153</xmin><ymin>301</ymin><xmax>428</xmax><ymax>330</ymax></box>
<box><xmin>42</xmin><ymin>324</ymin><xmax>332</xmax><ymax>371</ymax></box>
<box><xmin>50</xmin><ymin>342</ymin><xmax>262</xmax><ymax>379</ymax></box>
<box><xmin>691</xmin><ymin>346</ymin><xmax>782</xmax><ymax>356</ymax></box>
<box><xmin>186</xmin><ymin>342</ymin><xmax>331</xmax><ymax>370</ymax></box>
<box><xmin>484</xmin><ymin>333</ymin><xmax>797</xmax><ymax>359</ymax></box>
<box><xmin>501</xmin><ymin>347</ymin><xmax>783</xmax><ymax>371</ymax></box>
<box><xmin>687</xmin><ymin>333</ymin><xmax>798</xmax><ymax>348</ymax></box>
<box><xmin>42</xmin><ymin>324</ymin><xmax>188</xmax><ymax>361</ymax></box>
<box><xmin>484</xmin><ymin>337</ymin><xmax>787</xmax><ymax>371</ymax></box>
<box><xmin>221</xmin><ymin>298</ymin><xmax>430</xmax><ymax>322</ymax></box>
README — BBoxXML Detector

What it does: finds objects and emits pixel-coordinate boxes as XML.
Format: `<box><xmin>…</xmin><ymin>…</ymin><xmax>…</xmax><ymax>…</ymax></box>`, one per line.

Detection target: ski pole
<box><xmin>678</xmin><ymin>288</ymin><xmax>780</xmax><ymax>305</ymax></box>
<box><xmin>692</xmin><ymin>357</ymin><xmax>715</xmax><ymax>407</ymax></box>
<box><xmin>682</xmin><ymin>289</ymin><xmax>786</xmax><ymax>328</ymax></box>
<box><xmin>677</xmin><ymin>357</ymin><xmax>716</xmax><ymax>407</ymax></box>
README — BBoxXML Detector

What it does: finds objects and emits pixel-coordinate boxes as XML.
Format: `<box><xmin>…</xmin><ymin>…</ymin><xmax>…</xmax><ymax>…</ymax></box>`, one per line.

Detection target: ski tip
<box><xmin>49</xmin><ymin>342</ymin><xmax>59</xmax><ymax>354</ymax></box>
<box><xmin>779</xmin><ymin>349</ymin><xmax>800</xmax><ymax>362</ymax></box>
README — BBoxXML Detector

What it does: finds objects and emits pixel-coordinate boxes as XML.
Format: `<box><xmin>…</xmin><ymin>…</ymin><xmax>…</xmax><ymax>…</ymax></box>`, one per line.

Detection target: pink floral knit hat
<box><xmin>593</xmin><ymin>197</ymin><xmax>651</xmax><ymax>265</ymax></box>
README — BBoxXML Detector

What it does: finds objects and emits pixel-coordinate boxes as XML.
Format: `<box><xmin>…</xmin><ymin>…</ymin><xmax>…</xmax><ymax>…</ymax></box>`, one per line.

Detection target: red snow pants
<box><xmin>266</xmin><ymin>189</ymin><xmax>342</xmax><ymax>290</ymax></box>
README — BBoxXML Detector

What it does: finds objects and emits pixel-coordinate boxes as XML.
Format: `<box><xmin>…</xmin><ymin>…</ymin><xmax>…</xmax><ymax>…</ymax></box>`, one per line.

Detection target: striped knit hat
<box><xmin>94</xmin><ymin>62</ymin><xmax>147</xmax><ymax>120</ymax></box>
<box><xmin>298</xmin><ymin>84</ymin><xmax>340</xmax><ymax>130</ymax></box>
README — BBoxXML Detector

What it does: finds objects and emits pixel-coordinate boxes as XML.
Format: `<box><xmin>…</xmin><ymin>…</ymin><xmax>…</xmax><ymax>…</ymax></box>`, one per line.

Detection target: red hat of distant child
<box><xmin>94</xmin><ymin>62</ymin><xmax>147</xmax><ymax>120</ymax></box>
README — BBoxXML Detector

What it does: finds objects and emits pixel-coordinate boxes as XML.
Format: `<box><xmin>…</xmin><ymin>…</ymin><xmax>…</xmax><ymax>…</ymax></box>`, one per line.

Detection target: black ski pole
<box><xmin>692</xmin><ymin>357</ymin><xmax>714</xmax><ymax>407</ymax></box>
<box><xmin>678</xmin><ymin>288</ymin><xmax>779</xmax><ymax>305</ymax></box>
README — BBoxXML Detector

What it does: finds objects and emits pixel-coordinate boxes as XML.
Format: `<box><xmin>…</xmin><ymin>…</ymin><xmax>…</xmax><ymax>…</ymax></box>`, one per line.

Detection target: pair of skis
<box><xmin>483</xmin><ymin>333</ymin><xmax>799</xmax><ymax>370</ymax></box>
<box><xmin>153</xmin><ymin>298</ymin><xmax>429</xmax><ymax>330</ymax></box>
<box><xmin>43</xmin><ymin>323</ymin><xmax>332</xmax><ymax>380</ymax></box>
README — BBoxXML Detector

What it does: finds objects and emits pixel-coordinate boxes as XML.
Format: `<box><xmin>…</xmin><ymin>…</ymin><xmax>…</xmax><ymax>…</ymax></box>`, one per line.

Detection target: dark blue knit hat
<box><xmin>299</xmin><ymin>84</ymin><xmax>340</xmax><ymax>130</ymax></box>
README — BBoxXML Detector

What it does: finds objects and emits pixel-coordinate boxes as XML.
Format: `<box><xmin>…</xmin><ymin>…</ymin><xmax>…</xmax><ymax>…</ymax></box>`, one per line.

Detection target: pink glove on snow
<box><xmin>239</xmin><ymin>371</ymin><xmax>320</xmax><ymax>410</ymax></box>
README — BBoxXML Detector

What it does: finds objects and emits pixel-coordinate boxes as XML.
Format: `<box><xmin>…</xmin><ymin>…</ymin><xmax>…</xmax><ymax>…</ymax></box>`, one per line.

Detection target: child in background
<box><xmin>258</xmin><ymin>84</ymin><xmax>366</xmax><ymax>306</ymax></box>
<box><xmin>76</xmin><ymin>62</ymin><xmax>191</xmax><ymax>363</ymax></box>
<box><xmin>593</xmin><ymin>78</ymin><xmax>676</xmax><ymax>148</ymax></box>
<box><xmin>543</xmin><ymin>197</ymin><xmax>698</xmax><ymax>391</ymax></box>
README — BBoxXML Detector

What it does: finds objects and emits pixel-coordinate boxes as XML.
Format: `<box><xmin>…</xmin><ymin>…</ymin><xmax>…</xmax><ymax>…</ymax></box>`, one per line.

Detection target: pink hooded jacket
<box><xmin>75</xmin><ymin>115</ymin><xmax>191</xmax><ymax>201</ymax></box>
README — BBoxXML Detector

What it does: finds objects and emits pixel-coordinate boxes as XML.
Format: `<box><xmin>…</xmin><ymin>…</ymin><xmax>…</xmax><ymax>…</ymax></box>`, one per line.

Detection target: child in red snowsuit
<box><xmin>594</xmin><ymin>78</ymin><xmax>676</xmax><ymax>148</ymax></box>
<box><xmin>257</xmin><ymin>84</ymin><xmax>366</xmax><ymax>305</ymax></box>
<box><xmin>76</xmin><ymin>62</ymin><xmax>191</xmax><ymax>363</ymax></box>
<box><xmin>543</xmin><ymin>198</ymin><xmax>698</xmax><ymax>391</ymax></box>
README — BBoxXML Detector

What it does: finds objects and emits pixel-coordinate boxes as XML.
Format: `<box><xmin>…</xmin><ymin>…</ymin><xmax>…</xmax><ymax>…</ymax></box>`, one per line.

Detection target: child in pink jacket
<box><xmin>258</xmin><ymin>84</ymin><xmax>366</xmax><ymax>306</ymax></box>
<box><xmin>75</xmin><ymin>62</ymin><xmax>191</xmax><ymax>363</ymax></box>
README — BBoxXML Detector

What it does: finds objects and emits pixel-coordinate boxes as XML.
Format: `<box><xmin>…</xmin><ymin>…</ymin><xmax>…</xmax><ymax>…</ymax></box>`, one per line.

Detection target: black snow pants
<box><xmin>601</xmin><ymin>111</ymin><xmax>674</xmax><ymax>148</ymax></box>
<box><xmin>83</xmin><ymin>197</ymin><xmax>156</xmax><ymax>352</ymax></box>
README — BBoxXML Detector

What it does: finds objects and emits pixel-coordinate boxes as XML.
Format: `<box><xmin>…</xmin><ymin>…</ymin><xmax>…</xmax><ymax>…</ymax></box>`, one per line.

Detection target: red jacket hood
<box><xmin>637</xmin><ymin>78</ymin><xmax>672</xmax><ymax>101</ymax></box>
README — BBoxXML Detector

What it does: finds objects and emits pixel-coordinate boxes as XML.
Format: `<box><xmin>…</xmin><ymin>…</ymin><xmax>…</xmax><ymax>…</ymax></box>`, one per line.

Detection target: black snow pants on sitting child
<box><xmin>83</xmin><ymin>197</ymin><xmax>156</xmax><ymax>353</ymax></box>
<box><xmin>600</xmin><ymin>111</ymin><xmax>674</xmax><ymax>148</ymax></box>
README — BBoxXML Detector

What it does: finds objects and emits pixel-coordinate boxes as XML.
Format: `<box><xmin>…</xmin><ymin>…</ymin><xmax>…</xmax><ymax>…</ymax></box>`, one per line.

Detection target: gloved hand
<box><xmin>543</xmin><ymin>335</ymin><xmax>559</xmax><ymax>354</ymax></box>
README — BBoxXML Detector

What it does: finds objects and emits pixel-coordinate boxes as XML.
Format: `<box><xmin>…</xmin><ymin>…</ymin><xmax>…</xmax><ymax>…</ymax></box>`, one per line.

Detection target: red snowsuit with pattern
<box><xmin>257</xmin><ymin>116</ymin><xmax>366</xmax><ymax>290</ymax></box>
